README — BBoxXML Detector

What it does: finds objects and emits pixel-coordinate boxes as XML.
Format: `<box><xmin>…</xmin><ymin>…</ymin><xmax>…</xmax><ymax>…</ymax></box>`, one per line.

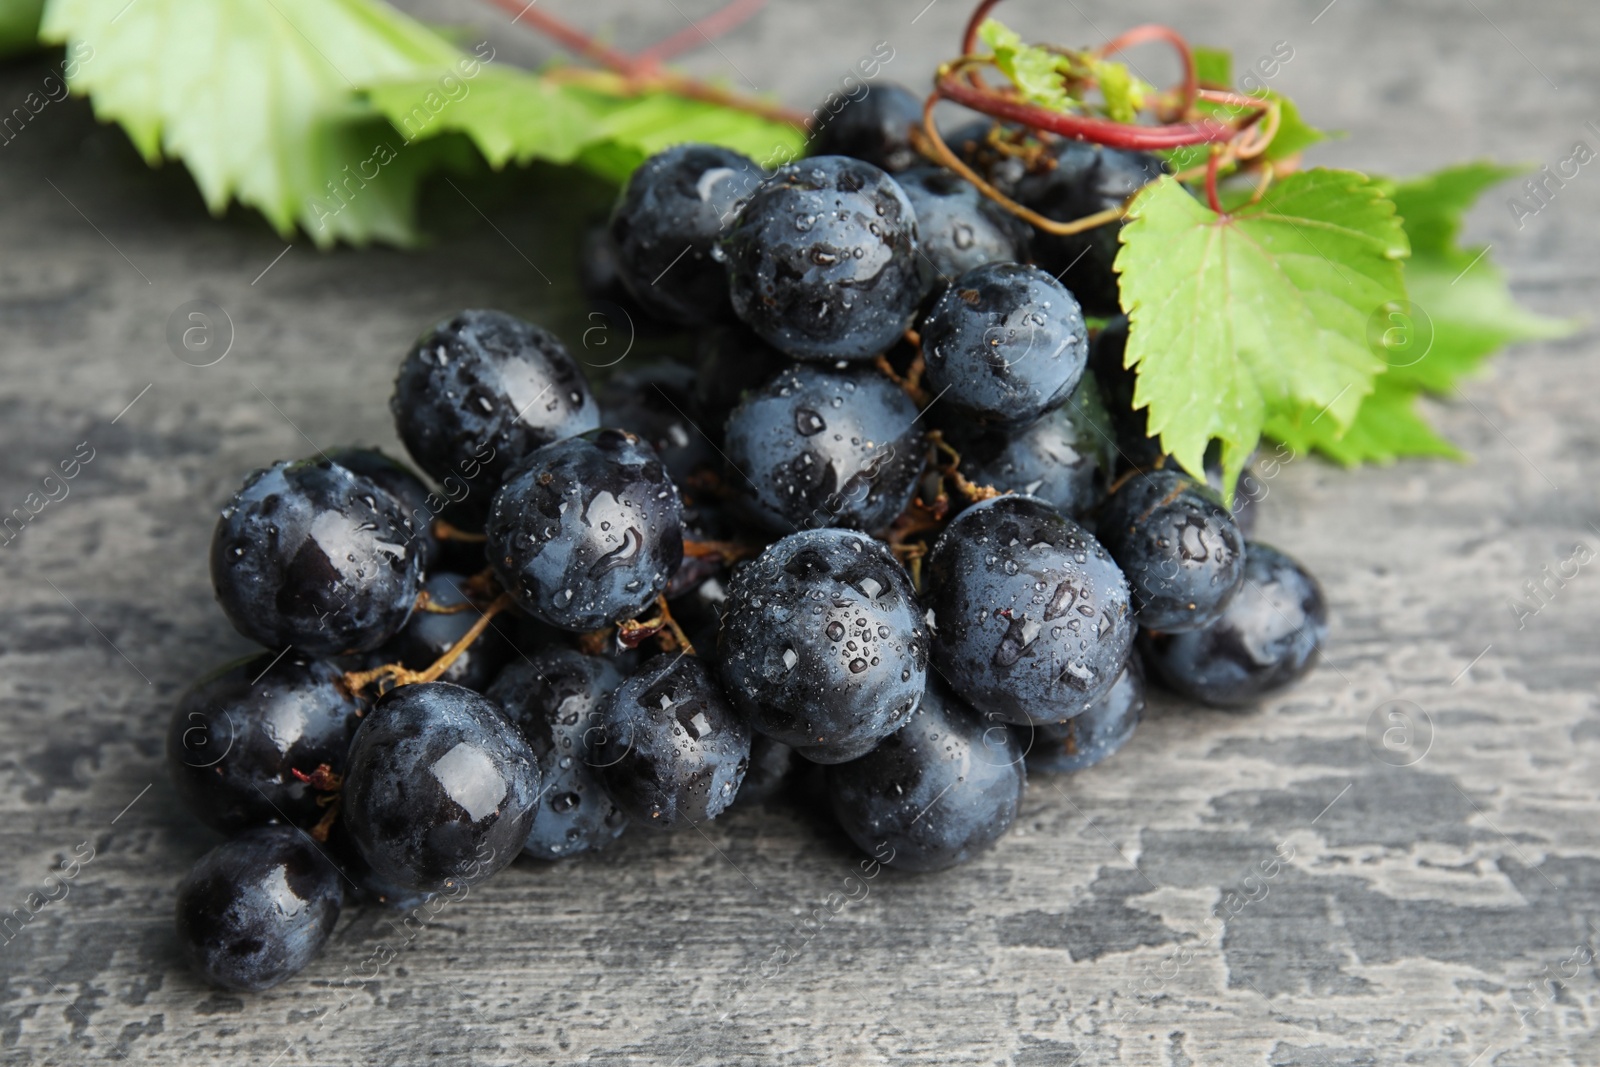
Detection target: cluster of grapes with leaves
<box><xmin>29</xmin><ymin>0</ymin><xmax>1571</xmax><ymax>487</ymax></box>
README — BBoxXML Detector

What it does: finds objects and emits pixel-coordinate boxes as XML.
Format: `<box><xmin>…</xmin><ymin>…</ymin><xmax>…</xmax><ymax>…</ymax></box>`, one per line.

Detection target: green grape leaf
<box><xmin>1192</xmin><ymin>45</ymin><xmax>1232</xmax><ymax>88</ymax></box>
<box><xmin>978</xmin><ymin>18</ymin><xmax>1071</xmax><ymax>111</ymax></box>
<box><xmin>977</xmin><ymin>17</ymin><xmax>1150</xmax><ymax>121</ymax></box>
<box><xmin>1115</xmin><ymin>169</ymin><xmax>1409</xmax><ymax>493</ymax></box>
<box><xmin>1160</xmin><ymin>142</ymin><xmax>1212</xmax><ymax>176</ymax></box>
<box><xmin>0</xmin><ymin>0</ymin><xmax>45</xmax><ymax>58</ymax></box>
<box><xmin>1381</xmin><ymin>161</ymin><xmax>1522</xmax><ymax>255</ymax></box>
<box><xmin>363</xmin><ymin>67</ymin><xmax>807</xmax><ymax>184</ymax></box>
<box><xmin>1262</xmin><ymin>161</ymin><xmax>1578</xmax><ymax>466</ymax></box>
<box><xmin>40</xmin><ymin>0</ymin><xmax>473</xmax><ymax>246</ymax></box>
<box><xmin>584</xmin><ymin>88</ymin><xmax>807</xmax><ymax>176</ymax></box>
<box><xmin>1265</xmin><ymin>377</ymin><xmax>1462</xmax><ymax>466</ymax></box>
<box><xmin>1372</xmin><ymin>162</ymin><xmax>1578</xmax><ymax>391</ymax></box>
<box><xmin>363</xmin><ymin>67</ymin><xmax>603</xmax><ymax>170</ymax></box>
<box><xmin>1261</xmin><ymin>90</ymin><xmax>1327</xmax><ymax>162</ymax></box>
<box><xmin>1087</xmin><ymin>56</ymin><xmax>1146</xmax><ymax>125</ymax></box>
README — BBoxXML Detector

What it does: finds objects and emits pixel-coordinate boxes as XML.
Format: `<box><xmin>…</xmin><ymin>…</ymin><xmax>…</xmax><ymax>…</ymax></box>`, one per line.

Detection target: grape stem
<box><xmin>889</xmin><ymin>540</ymin><xmax>928</xmax><ymax>591</ymax></box>
<box><xmin>289</xmin><ymin>764</ymin><xmax>343</xmax><ymax>791</ymax></box>
<box><xmin>918</xmin><ymin>1</ymin><xmax>1283</xmax><ymax>241</ymax></box>
<box><xmin>885</xmin><ymin>503</ymin><xmax>949</xmax><ymax>593</ymax></box>
<box><xmin>290</xmin><ymin>764</ymin><xmax>345</xmax><ymax>841</ymax></box>
<box><xmin>580</xmin><ymin>596</ymin><xmax>697</xmax><ymax>656</ymax></box>
<box><xmin>343</xmin><ymin>592</ymin><xmax>516</xmax><ymax>696</ymax></box>
<box><xmin>914</xmin><ymin>95</ymin><xmax>1127</xmax><ymax>236</ymax></box>
<box><xmin>928</xmin><ymin>431</ymin><xmax>1005</xmax><ymax>503</ymax></box>
<box><xmin>1091</xmin><ymin>23</ymin><xmax>1200</xmax><ymax>119</ymax></box>
<box><xmin>431</xmin><ymin>518</ymin><xmax>487</xmax><ymax>543</ymax></box>
<box><xmin>682</xmin><ymin>539</ymin><xmax>761</xmax><ymax>564</ymax></box>
<box><xmin>616</xmin><ymin>596</ymin><xmax>696</xmax><ymax>655</ymax></box>
<box><xmin>414</xmin><ymin>589</ymin><xmax>474</xmax><ymax>615</ymax></box>
<box><xmin>309</xmin><ymin>800</ymin><xmax>340</xmax><ymax>843</ymax></box>
<box><xmin>873</xmin><ymin>353</ymin><xmax>931</xmax><ymax>406</ymax></box>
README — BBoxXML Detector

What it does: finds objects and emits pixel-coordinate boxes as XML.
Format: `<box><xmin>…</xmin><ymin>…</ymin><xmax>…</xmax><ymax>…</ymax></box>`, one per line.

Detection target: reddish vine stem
<box><xmin>290</xmin><ymin>764</ymin><xmax>343</xmax><ymax>791</ymax></box>
<box><xmin>488</xmin><ymin>0</ymin><xmax>637</xmax><ymax>73</ymax></box>
<box><xmin>935</xmin><ymin>64</ymin><xmax>1234</xmax><ymax>150</ymax></box>
<box><xmin>961</xmin><ymin>0</ymin><xmax>1009</xmax><ymax>57</ymax></box>
<box><xmin>1091</xmin><ymin>22</ymin><xmax>1199</xmax><ymax>119</ymax></box>
<box><xmin>946</xmin><ymin>0</ymin><xmax>1252</xmax><ymax>151</ymax></box>
<box><xmin>634</xmin><ymin>0</ymin><xmax>766</xmax><ymax>67</ymax></box>
<box><xmin>483</xmin><ymin>0</ymin><xmax>811</xmax><ymax>129</ymax></box>
<box><xmin>1205</xmin><ymin>147</ymin><xmax>1224</xmax><ymax>213</ymax></box>
<box><xmin>916</xmin><ymin>94</ymin><xmax>1129</xmax><ymax>235</ymax></box>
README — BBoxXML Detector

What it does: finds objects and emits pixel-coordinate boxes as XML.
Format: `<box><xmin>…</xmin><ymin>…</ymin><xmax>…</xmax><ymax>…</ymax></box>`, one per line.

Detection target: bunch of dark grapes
<box><xmin>168</xmin><ymin>84</ymin><xmax>1326</xmax><ymax>991</ymax></box>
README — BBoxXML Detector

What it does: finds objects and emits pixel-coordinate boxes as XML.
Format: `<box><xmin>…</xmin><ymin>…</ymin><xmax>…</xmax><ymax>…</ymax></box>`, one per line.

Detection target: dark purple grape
<box><xmin>733</xmin><ymin>735</ymin><xmax>795</xmax><ymax>806</ymax></box>
<box><xmin>1018</xmin><ymin>142</ymin><xmax>1166</xmax><ymax>316</ymax></box>
<box><xmin>325</xmin><ymin>445</ymin><xmax>441</xmax><ymax>568</ymax></box>
<box><xmin>944</xmin><ymin>120</ymin><xmax>1029</xmax><ymax>197</ymax></box>
<box><xmin>174</xmin><ymin>826</ymin><xmax>342</xmax><ymax>991</ymax></box>
<box><xmin>919</xmin><ymin>262</ymin><xmax>1088</xmax><ymax>430</ymax></box>
<box><xmin>485</xmin><ymin>429</ymin><xmax>683</xmax><ymax>632</ymax></box>
<box><xmin>1207</xmin><ymin>452</ymin><xmax>1264</xmax><ymax>537</ymax></box>
<box><xmin>827</xmin><ymin>678</ymin><xmax>1025</xmax><ymax>872</ymax></box>
<box><xmin>924</xmin><ymin>494</ymin><xmax>1134</xmax><ymax>725</ymax></box>
<box><xmin>167</xmin><ymin>653</ymin><xmax>359</xmax><ymax>835</ymax></box>
<box><xmin>717</xmin><ymin>529</ymin><xmax>928</xmax><ymax>759</ymax></box>
<box><xmin>391</xmin><ymin>309</ymin><xmax>598</xmax><ymax>519</ymax></box>
<box><xmin>609</xmin><ymin>144</ymin><xmax>765</xmax><ymax>325</ymax></box>
<box><xmin>720</xmin><ymin>156</ymin><xmax>929</xmax><ymax>361</ymax></box>
<box><xmin>210</xmin><ymin>459</ymin><xmax>424</xmax><ymax>655</ymax></box>
<box><xmin>431</xmin><ymin>495</ymin><xmax>492</xmax><ymax>575</ymax></box>
<box><xmin>722</xmin><ymin>363</ymin><xmax>925</xmax><ymax>534</ymax></box>
<box><xmin>691</xmin><ymin>324</ymin><xmax>792</xmax><ymax>444</ymax></box>
<box><xmin>1024</xmin><ymin>654</ymin><xmax>1144</xmax><ymax>774</ymax></box>
<box><xmin>808</xmin><ymin>82</ymin><xmax>924</xmax><ymax>173</ymax></box>
<box><xmin>487</xmin><ymin>649</ymin><xmax>629</xmax><ymax>858</ymax></box>
<box><xmin>947</xmin><ymin>379</ymin><xmax>1114</xmax><ymax>520</ymax></box>
<box><xmin>326</xmin><ymin>820</ymin><xmax>435</xmax><ymax>910</ymax></box>
<box><xmin>793</xmin><ymin>732</ymin><xmax>882</xmax><ymax>765</ymax></box>
<box><xmin>1097</xmin><ymin>469</ymin><xmax>1246</xmax><ymax>633</ymax></box>
<box><xmin>593</xmin><ymin>653</ymin><xmax>751</xmax><ymax>827</ymax></box>
<box><xmin>1087</xmin><ymin>316</ymin><xmax>1164</xmax><ymax>472</ymax></box>
<box><xmin>341</xmin><ymin>682</ymin><xmax>540</xmax><ymax>892</ymax></box>
<box><xmin>1141</xmin><ymin>543</ymin><xmax>1326</xmax><ymax>706</ymax></box>
<box><xmin>895</xmin><ymin>165</ymin><xmax>1027</xmax><ymax>282</ymax></box>
<box><xmin>667</xmin><ymin>567</ymin><xmax>731</xmax><ymax>655</ymax></box>
<box><xmin>598</xmin><ymin>361</ymin><xmax>719</xmax><ymax>491</ymax></box>
<box><xmin>579</xmin><ymin>224</ymin><xmax>634</xmax><ymax>308</ymax></box>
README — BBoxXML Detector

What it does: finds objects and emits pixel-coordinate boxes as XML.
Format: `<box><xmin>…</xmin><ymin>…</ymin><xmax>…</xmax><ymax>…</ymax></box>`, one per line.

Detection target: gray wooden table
<box><xmin>1</xmin><ymin>1</ymin><xmax>1595</xmax><ymax>1063</ymax></box>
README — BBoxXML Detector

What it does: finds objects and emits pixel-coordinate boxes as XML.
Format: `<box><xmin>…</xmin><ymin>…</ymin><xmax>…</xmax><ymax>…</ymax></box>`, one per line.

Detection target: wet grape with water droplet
<box><xmin>489</xmin><ymin>649</ymin><xmax>629</xmax><ymax>857</ymax></box>
<box><xmin>718</xmin><ymin>529</ymin><xmax>928</xmax><ymax>761</ymax></box>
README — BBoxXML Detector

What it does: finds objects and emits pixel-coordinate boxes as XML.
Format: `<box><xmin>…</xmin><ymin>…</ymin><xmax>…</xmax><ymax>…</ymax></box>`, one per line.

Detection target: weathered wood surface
<box><xmin>0</xmin><ymin>0</ymin><xmax>1596</xmax><ymax>1063</ymax></box>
